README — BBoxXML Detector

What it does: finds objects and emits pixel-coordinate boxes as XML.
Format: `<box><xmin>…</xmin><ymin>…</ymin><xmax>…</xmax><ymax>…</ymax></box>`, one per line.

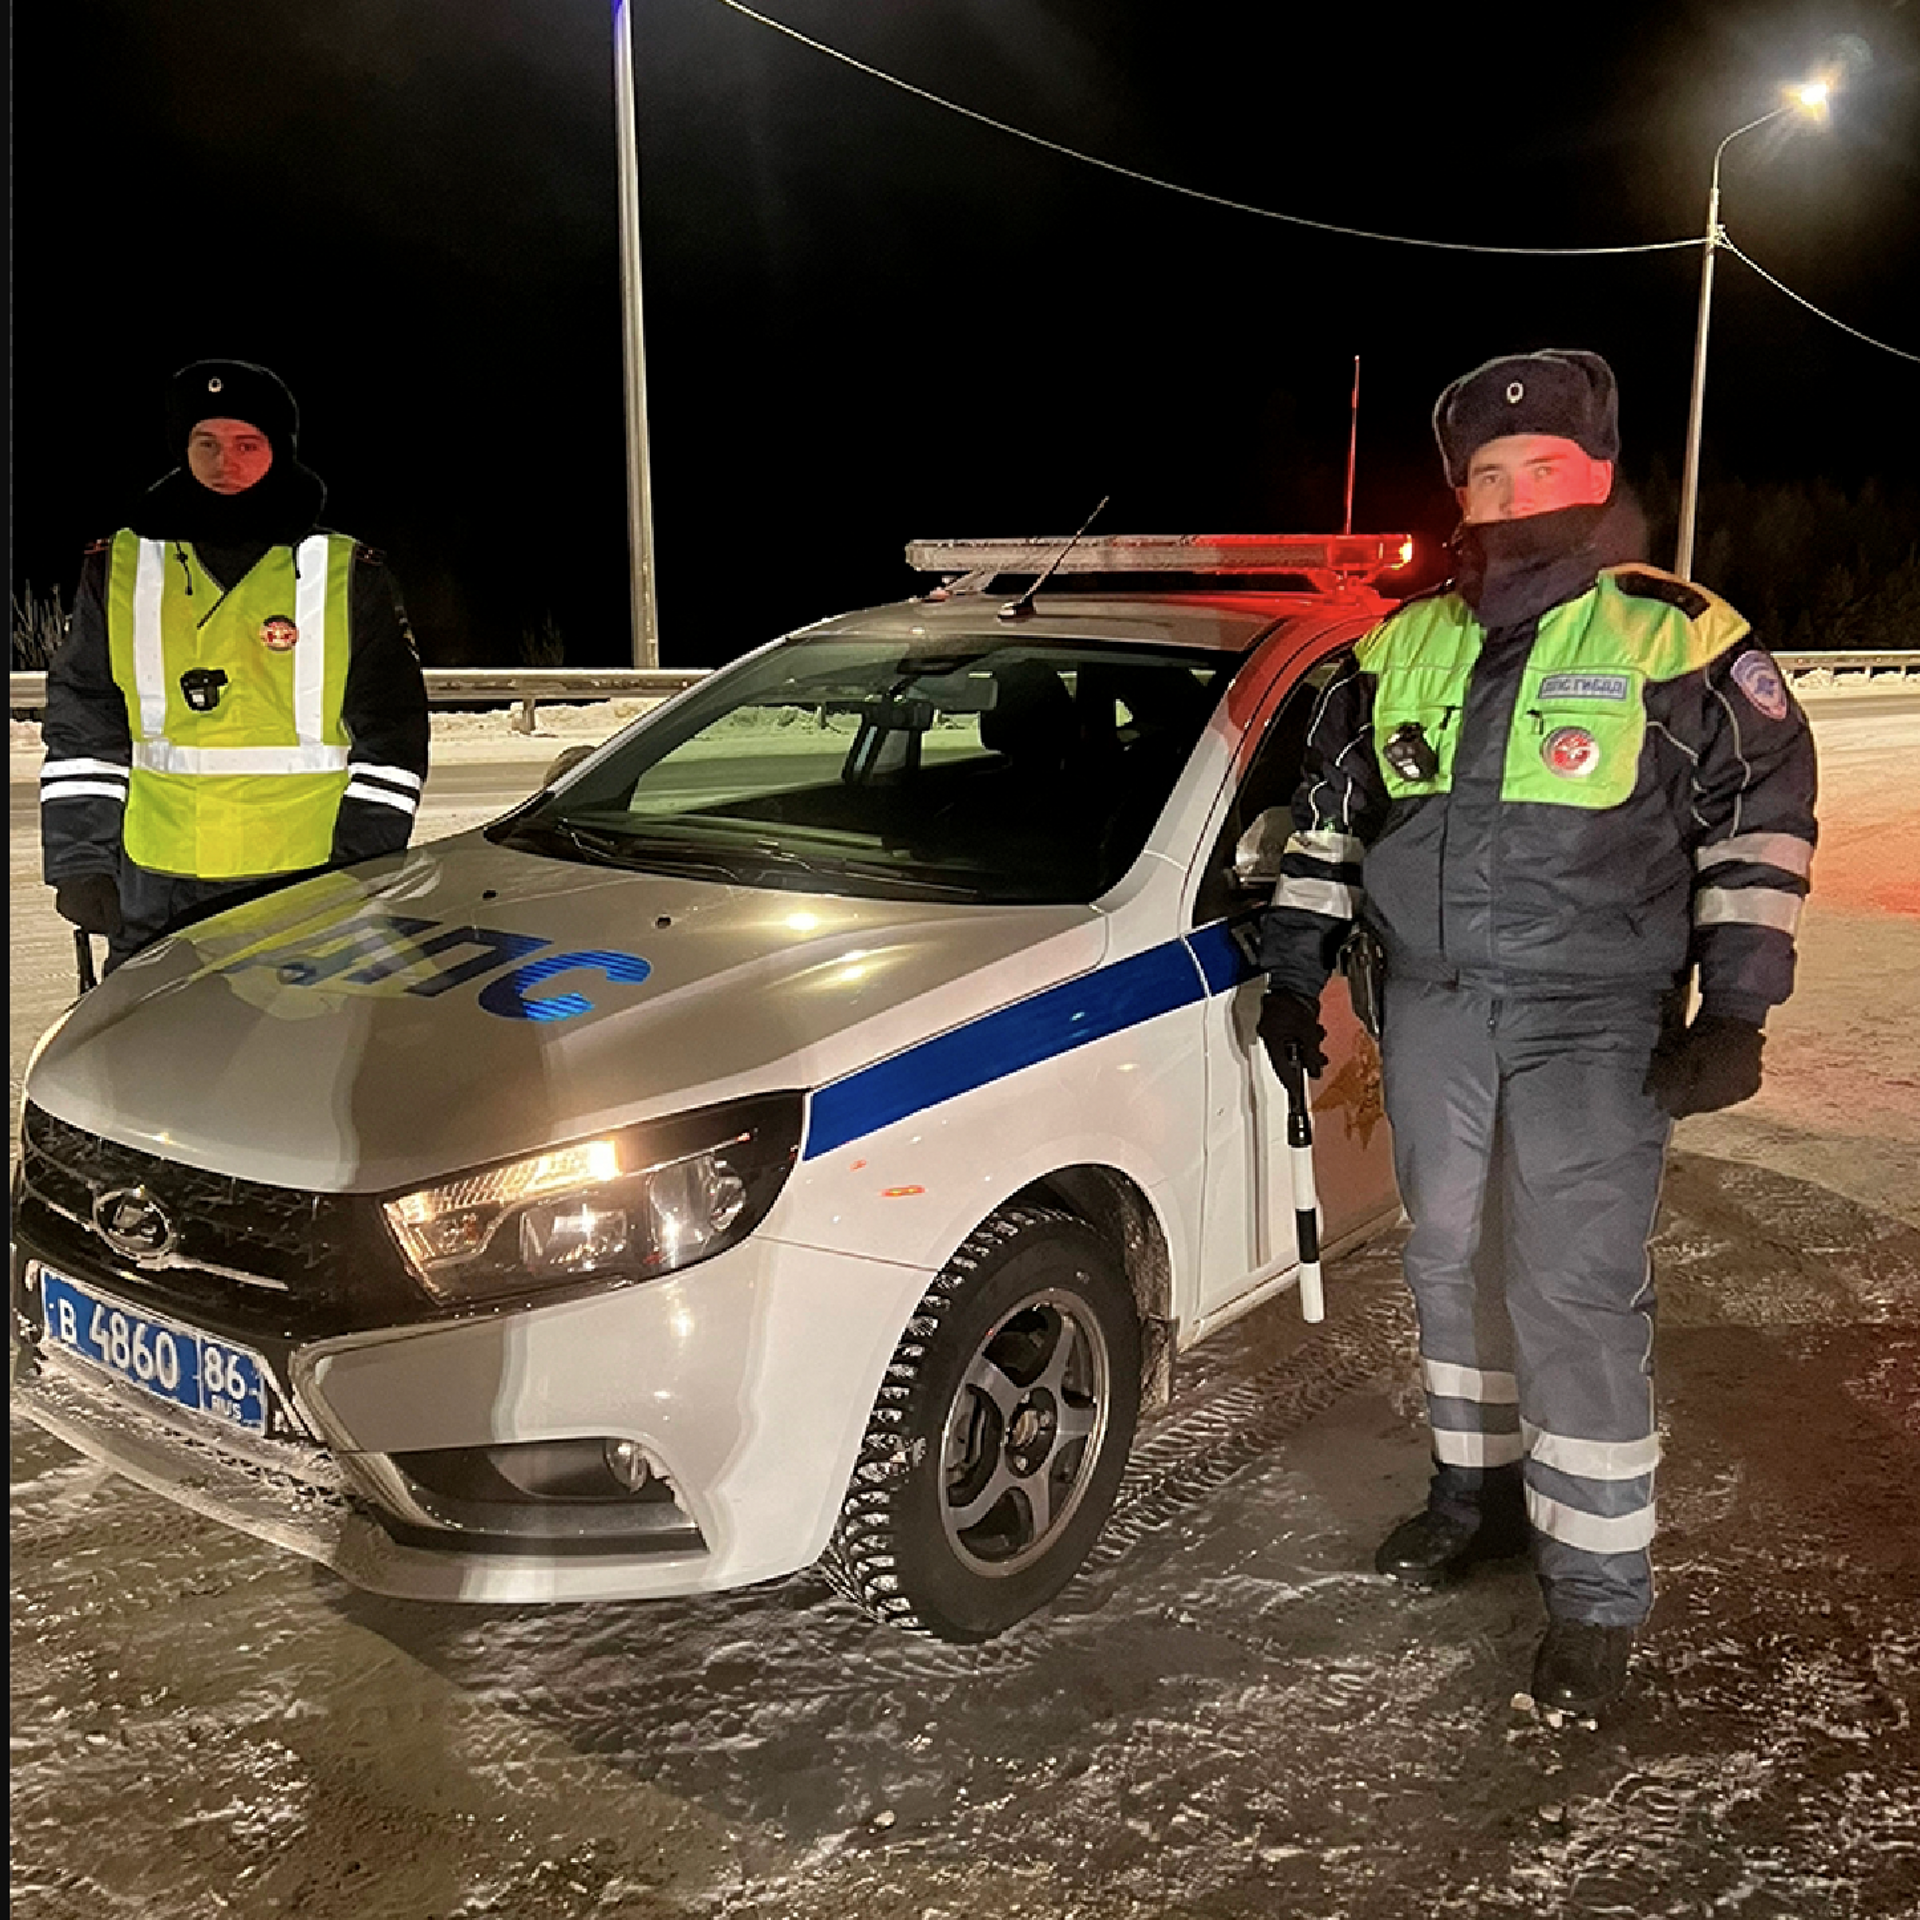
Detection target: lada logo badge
<box><xmin>92</xmin><ymin>1186</ymin><xmax>177</xmax><ymax>1263</ymax></box>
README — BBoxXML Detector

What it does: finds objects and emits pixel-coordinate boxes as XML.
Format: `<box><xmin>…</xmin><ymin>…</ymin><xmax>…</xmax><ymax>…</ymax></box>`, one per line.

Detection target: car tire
<box><xmin>827</xmin><ymin>1204</ymin><xmax>1141</xmax><ymax>1642</ymax></box>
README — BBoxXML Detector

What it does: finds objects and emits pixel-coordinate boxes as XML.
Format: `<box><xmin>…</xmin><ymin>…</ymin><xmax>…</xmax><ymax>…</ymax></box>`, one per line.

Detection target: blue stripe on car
<box><xmin>1186</xmin><ymin>918</ymin><xmax>1259</xmax><ymax>994</ymax></box>
<box><xmin>802</xmin><ymin>923</ymin><xmax>1253</xmax><ymax>1160</ymax></box>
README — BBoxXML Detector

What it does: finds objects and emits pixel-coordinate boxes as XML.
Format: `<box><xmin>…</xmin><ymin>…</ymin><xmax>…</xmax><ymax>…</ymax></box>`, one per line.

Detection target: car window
<box><xmin>494</xmin><ymin>632</ymin><xmax>1242</xmax><ymax>905</ymax></box>
<box><xmin>1190</xmin><ymin>657</ymin><xmax>1340</xmax><ymax>928</ymax></box>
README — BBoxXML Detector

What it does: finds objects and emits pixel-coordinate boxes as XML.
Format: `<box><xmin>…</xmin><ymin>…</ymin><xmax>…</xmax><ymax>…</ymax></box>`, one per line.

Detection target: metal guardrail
<box><xmin>411</xmin><ymin>668</ymin><xmax>707</xmax><ymax>732</ymax></box>
<box><xmin>8</xmin><ymin>666</ymin><xmax>709</xmax><ymax>730</ymax></box>
<box><xmin>8</xmin><ymin>653</ymin><xmax>1917</xmax><ymax>721</ymax></box>
<box><xmin>1772</xmin><ymin>651</ymin><xmax>1920</xmax><ymax>685</ymax></box>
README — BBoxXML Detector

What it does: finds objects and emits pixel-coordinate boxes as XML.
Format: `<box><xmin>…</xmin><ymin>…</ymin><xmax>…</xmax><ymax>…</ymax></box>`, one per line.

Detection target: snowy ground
<box><xmin>9</xmin><ymin>693</ymin><xmax>1919</xmax><ymax>1920</ymax></box>
<box><xmin>1670</xmin><ymin>690</ymin><xmax>1920</xmax><ymax>1229</ymax></box>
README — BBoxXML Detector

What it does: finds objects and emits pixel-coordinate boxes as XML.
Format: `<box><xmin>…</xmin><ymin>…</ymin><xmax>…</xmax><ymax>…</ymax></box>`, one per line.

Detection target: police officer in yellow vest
<box><xmin>1253</xmin><ymin>350</ymin><xmax>1818</xmax><ymax>1718</ymax></box>
<box><xmin>41</xmin><ymin>359</ymin><xmax>430</xmax><ymax>971</ymax></box>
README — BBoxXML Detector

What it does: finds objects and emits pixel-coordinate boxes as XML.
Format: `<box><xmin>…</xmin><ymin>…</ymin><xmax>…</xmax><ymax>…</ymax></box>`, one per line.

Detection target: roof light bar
<box><xmin>905</xmin><ymin>532</ymin><xmax>1416</xmax><ymax>589</ymax></box>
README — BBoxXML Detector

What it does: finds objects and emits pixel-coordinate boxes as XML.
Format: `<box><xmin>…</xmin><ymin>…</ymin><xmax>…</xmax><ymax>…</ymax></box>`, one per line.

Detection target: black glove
<box><xmin>1257</xmin><ymin>987</ymin><xmax>1327</xmax><ymax>1078</ymax></box>
<box><xmin>1645</xmin><ymin>1014</ymin><xmax>1764</xmax><ymax>1118</ymax></box>
<box><xmin>54</xmin><ymin>873</ymin><xmax>123</xmax><ymax>939</ymax></box>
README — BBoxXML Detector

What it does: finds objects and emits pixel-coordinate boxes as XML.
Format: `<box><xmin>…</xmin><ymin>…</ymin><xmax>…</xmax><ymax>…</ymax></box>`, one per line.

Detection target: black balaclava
<box><xmin>1451</xmin><ymin>495</ymin><xmax>1650</xmax><ymax>630</ymax></box>
<box><xmin>127</xmin><ymin>358</ymin><xmax>327</xmax><ymax>550</ymax></box>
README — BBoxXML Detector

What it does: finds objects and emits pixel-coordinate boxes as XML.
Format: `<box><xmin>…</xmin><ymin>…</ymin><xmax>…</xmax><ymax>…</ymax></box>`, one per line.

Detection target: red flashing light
<box><xmin>905</xmin><ymin>532</ymin><xmax>1418</xmax><ymax>592</ymax></box>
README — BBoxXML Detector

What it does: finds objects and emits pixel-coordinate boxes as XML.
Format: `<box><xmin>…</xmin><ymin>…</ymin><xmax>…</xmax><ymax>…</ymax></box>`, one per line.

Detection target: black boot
<box><xmin>1531</xmin><ymin>1618</ymin><xmax>1637</xmax><ymax>1717</ymax></box>
<box><xmin>1373</xmin><ymin>1503</ymin><xmax>1530</xmax><ymax>1587</ymax></box>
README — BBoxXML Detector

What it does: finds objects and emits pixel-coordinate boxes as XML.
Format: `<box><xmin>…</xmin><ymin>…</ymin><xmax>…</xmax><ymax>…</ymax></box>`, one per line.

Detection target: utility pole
<box><xmin>1343</xmin><ymin>356</ymin><xmax>1360</xmax><ymax>537</ymax></box>
<box><xmin>1676</xmin><ymin>86</ymin><xmax>1829</xmax><ymax>577</ymax></box>
<box><xmin>613</xmin><ymin>0</ymin><xmax>661</xmax><ymax>667</ymax></box>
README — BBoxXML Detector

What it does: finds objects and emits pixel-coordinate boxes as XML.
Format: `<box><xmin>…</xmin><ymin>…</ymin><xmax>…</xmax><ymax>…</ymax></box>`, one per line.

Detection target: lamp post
<box><xmin>613</xmin><ymin>0</ymin><xmax>661</xmax><ymax>668</ymax></box>
<box><xmin>1674</xmin><ymin>80</ymin><xmax>1830</xmax><ymax>578</ymax></box>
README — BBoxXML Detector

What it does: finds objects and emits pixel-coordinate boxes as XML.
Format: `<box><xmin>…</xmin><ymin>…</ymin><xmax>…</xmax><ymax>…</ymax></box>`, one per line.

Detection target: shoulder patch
<box><xmin>1727</xmin><ymin>647</ymin><xmax>1791</xmax><ymax>722</ymax></box>
<box><xmin>354</xmin><ymin>544</ymin><xmax>388</xmax><ymax>567</ymax></box>
<box><xmin>84</xmin><ymin>536</ymin><xmax>112</xmax><ymax>556</ymax></box>
<box><xmin>1610</xmin><ymin>569</ymin><xmax>1711</xmax><ymax>619</ymax></box>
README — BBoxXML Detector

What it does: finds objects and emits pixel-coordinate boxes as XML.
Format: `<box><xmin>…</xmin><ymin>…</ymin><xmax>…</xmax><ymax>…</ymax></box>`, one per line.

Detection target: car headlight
<box><xmin>382</xmin><ymin>1092</ymin><xmax>803</xmax><ymax>1303</ymax></box>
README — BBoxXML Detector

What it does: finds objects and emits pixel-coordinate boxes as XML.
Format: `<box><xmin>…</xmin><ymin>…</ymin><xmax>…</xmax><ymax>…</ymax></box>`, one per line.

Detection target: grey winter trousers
<box><xmin>1380</xmin><ymin>975</ymin><xmax>1673</xmax><ymax>1627</ymax></box>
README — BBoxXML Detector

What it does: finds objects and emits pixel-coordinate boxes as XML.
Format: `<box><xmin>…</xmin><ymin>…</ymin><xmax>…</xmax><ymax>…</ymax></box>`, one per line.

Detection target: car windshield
<box><xmin>491</xmin><ymin>631</ymin><xmax>1241</xmax><ymax>904</ymax></box>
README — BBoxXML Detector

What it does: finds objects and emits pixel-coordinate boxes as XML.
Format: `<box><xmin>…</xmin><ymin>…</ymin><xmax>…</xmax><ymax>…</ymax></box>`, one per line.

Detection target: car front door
<box><xmin>1186</xmin><ymin>649</ymin><xmax>1398</xmax><ymax>1328</ymax></box>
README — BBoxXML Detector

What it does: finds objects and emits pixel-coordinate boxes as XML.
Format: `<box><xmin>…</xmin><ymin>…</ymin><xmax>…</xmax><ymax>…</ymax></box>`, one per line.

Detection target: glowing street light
<box><xmin>1674</xmin><ymin>76</ymin><xmax>1833</xmax><ymax>577</ymax></box>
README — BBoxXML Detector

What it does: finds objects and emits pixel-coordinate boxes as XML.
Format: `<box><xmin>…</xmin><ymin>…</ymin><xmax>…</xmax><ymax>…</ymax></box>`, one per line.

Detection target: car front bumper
<box><xmin>11</xmin><ymin>1231</ymin><xmax>935</xmax><ymax>1603</ymax></box>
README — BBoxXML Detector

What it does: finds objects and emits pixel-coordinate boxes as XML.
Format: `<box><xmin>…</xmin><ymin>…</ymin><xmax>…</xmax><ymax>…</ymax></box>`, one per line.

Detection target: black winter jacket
<box><xmin>1255</xmin><ymin>505</ymin><xmax>1818</xmax><ymax>1024</ymax></box>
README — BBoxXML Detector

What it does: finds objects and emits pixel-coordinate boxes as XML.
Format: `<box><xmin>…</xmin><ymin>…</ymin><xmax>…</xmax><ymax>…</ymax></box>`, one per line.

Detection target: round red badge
<box><xmin>259</xmin><ymin>616</ymin><xmax>299</xmax><ymax>651</ymax></box>
<box><xmin>1543</xmin><ymin>725</ymin><xmax>1600</xmax><ymax>778</ymax></box>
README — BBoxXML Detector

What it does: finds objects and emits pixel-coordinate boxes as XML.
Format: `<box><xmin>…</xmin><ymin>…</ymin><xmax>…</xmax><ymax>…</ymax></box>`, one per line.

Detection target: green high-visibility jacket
<box><xmin>1256</xmin><ymin>565</ymin><xmax>1819</xmax><ymax>1019</ymax></box>
<box><xmin>105</xmin><ymin>531</ymin><xmax>355</xmax><ymax>879</ymax></box>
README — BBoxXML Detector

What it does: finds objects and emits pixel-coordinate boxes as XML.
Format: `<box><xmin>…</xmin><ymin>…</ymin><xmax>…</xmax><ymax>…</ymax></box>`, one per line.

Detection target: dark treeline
<box><xmin>1637</xmin><ymin>462</ymin><xmax>1920</xmax><ymax>653</ymax></box>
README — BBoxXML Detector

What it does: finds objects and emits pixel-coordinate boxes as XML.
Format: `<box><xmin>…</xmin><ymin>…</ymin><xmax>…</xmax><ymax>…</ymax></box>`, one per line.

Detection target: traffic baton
<box><xmin>1279</xmin><ymin>1041</ymin><xmax>1325</xmax><ymax>1323</ymax></box>
<box><xmin>73</xmin><ymin>928</ymin><xmax>98</xmax><ymax>995</ymax></box>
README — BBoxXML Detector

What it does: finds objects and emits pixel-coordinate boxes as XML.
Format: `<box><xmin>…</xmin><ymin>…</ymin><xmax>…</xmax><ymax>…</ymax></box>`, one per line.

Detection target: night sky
<box><xmin>12</xmin><ymin>0</ymin><xmax>1919</xmax><ymax>669</ymax></box>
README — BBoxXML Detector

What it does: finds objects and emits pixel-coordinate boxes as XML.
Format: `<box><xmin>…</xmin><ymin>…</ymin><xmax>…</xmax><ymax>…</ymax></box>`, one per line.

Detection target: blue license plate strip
<box><xmin>35</xmin><ymin>1267</ymin><xmax>271</xmax><ymax>1435</ymax></box>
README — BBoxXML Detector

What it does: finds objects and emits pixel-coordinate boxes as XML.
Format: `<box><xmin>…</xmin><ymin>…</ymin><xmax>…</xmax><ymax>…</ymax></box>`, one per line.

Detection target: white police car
<box><xmin>11</xmin><ymin>533</ymin><xmax>1408</xmax><ymax>1641</ymax></box>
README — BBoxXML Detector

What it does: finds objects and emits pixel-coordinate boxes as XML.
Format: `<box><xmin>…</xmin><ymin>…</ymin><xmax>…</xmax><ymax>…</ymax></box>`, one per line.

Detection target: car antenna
<box><xmin>998</xmin><ymin>494</ymin><xmax>1110</xmax><ymax>621</ymax></box>
<box><xmin>1343</xmin><ymin>354</ymin><xmax>1360</xmax><ymax>537</ymax></box>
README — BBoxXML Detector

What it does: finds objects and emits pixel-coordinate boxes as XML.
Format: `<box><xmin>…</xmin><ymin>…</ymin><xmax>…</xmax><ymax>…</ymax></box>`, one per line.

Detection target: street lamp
<box><xmin>613</xmin><ymin>0</ymin><xmax>661</xmax><ymax>668</ymax></box>
<box><xmin>1674</xmin><ymin>78</ymin><xmax>1832</xmax><ymax>577</ymax></box>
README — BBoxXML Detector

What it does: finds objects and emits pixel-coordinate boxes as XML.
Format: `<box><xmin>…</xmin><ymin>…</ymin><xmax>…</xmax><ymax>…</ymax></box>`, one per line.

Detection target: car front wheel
<box><xmin>828</xmin><ymin>1204</ymin><xmax>1142</xmax><ymax>1642</ymax></box>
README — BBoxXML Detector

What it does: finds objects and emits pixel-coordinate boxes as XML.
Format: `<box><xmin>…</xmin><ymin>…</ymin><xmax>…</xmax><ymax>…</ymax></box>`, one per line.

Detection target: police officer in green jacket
<box><xmin>1253</xmin><ymin>349</ymin><xmax>1818</xmax><ymax>1717</ymax></box>
<box><xmin>41</xmin><ymin>359</ymin><xmax>430</xmax><ymax>971</ymax></box>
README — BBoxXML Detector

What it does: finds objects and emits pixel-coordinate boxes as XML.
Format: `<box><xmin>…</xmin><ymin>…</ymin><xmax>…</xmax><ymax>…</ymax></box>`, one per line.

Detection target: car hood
<box><xmin>25</xmin><ymin>833</ymin><xmax>1107</xmax><ymax>1192</ymax></box>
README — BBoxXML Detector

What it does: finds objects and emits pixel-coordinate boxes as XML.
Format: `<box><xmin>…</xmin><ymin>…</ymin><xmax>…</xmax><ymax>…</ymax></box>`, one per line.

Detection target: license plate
<box><xmin>36</xmin><ymin>1268</ymin><xmax>271</xmax><ymax>1435</ymax></box>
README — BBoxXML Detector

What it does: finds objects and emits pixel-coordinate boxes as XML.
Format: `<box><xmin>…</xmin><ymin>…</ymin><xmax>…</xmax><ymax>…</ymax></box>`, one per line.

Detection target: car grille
<box><xmin>16</xmin><ymin>1103</ymin><xmax>423</xmax><ymax>1344</ymax></box>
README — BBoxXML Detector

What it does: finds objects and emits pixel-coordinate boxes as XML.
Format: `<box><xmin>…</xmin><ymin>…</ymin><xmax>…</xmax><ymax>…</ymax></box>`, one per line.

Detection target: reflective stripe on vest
<box><xmin>108</xmin><ymin>532</ymin><xmax>355</xmax><ymax>878</ymax></box>
<box><xmin>132</xmin><ymin>740</ymin><xmax>352</xmax><ymax>775</ymax></box>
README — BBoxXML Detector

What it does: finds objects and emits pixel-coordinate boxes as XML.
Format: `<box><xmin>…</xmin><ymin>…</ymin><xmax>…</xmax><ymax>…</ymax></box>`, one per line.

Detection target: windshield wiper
<box><xmin>833</xmin><ymin>861</ymin><xmax>978</xmax><ymax>899</ymax></box>
<box><xmin>513</xmin><ymin>819</ymin><xmax>740</xmax><ymax>883</ymax></box>
<box><xmin>740</xmin><ymin>838</ymin><xmax>824</xmax><ymax>876</ymax></box>
<box><xmin>516</xmin><ymin>817</ymin><xmax>981</xmax><ymax>901</ymax></box>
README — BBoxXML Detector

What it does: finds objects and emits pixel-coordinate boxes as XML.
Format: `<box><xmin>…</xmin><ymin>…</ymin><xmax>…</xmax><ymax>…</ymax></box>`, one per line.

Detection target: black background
<box><xmin>12</xmin><ymin>0</ymin><xmax>1919</xmax><ymax>667</ymax></box>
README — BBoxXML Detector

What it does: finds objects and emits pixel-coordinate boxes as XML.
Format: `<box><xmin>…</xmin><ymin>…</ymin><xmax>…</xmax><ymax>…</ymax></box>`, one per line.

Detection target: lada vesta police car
<box><xmin>12</xmin><ymin>533</ymin><xmax>1410</xmax><ymax>1641</ymax></box>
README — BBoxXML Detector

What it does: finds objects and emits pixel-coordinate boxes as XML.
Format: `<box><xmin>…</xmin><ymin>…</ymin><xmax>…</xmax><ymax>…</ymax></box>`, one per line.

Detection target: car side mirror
<box><xmin>541</xmin><ymin>742</ymin><xmax>597</xmax><ymax>788</ymax></box>
<box><xmin>1230</xmin><ymin>806</ymin><xmax>1291</xmax><ymax>888</ymax></box>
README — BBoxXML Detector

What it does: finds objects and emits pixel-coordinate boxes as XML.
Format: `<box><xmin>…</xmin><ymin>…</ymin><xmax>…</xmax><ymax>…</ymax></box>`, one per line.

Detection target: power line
<box><xmin>1723</xmin><ymin>237</ymin><xmax>1920</xmax><ymax>365</ymax></box>
<box><xmin>709</xmin><ymin>0</ymin><xmax>1701</xmax><ymax>258</ymax></box>
<box><xmin>707</xmin><ymin>1</ymin><xmax>1918</xmax><ymax>364</ymax></box>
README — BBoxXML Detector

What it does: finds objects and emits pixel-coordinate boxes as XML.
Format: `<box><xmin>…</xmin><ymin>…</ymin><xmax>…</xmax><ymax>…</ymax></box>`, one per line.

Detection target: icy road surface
<box><xmin>9</xmin><ymin>696</ymin><xmax>1919</xmax><ymax>1920</ymax></box>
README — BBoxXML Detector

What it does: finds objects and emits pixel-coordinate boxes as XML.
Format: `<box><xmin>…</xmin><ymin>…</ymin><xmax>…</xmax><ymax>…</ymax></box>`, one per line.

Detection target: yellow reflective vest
<box><xmin>105</xmin><ymin>531</ymin><xmax>355</xmax><ymax>878</ymax></box>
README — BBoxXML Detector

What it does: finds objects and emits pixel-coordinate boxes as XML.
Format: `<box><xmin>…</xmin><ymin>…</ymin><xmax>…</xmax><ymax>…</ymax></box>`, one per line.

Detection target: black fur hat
<box><xmin>132</xmin><ymin>358</ymin><xmax>324</xmax><ymax>542</ymax></box>
<box><xmin>165</xmin><ymin>359</ymin><xmax>300</xmax><ymax>457</ymax></box>
<box><xmin>1432</xmin><ymin>349</ymin><xmax>1619</xmax><ymax>486</ymax></box>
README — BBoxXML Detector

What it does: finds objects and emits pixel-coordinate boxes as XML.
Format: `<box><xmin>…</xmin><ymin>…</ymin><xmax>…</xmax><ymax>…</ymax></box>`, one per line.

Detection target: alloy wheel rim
<box><xmin>939</xmin><ymin>1286</ymin><xmax>1112</xmax><ymax>1577</ymax></box>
